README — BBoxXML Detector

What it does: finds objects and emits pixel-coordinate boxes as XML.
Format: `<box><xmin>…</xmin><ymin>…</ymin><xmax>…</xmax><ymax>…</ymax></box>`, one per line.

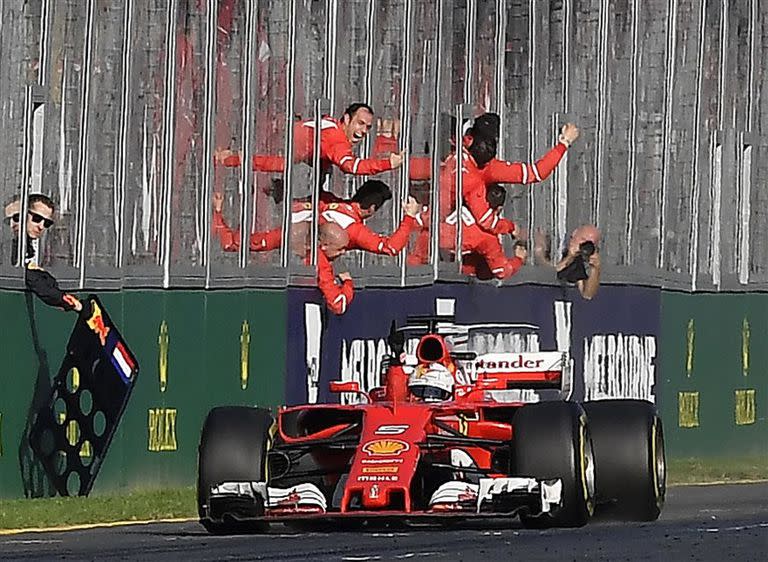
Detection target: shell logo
<box><xmin>362</xmin><ymin>439</ymin><xmax>410</xmax><ymax>456</ymax></box>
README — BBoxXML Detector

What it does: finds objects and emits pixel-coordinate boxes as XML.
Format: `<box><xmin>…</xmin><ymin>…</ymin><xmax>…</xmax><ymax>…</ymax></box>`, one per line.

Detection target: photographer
<box><xmin>555</xmin><ymin>225</ymin><xmax>601</xmax><ymax>300</ymax></box>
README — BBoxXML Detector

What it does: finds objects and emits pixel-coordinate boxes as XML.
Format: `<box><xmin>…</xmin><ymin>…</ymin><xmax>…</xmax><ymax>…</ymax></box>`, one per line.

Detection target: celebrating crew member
<box><xmin>319</xmin><ymin>180</ymin><xmax>422</xmax><ymax>256</ymax></box>
<box><xmin>212</xmin><ymin>180</ymin><xmax>420</xmax><ymax>259</ymax></box>
<box><xmin>433</xmin><ymin>114</ymin><xmax>579</xmax><ymax>278</ymax></box>
<box><xmin>456</xmin><ymin>116</ymin><xmax>579</xmax><ymax>238</ymax></box>
<box><xmin>215</xmin><ymin>103</ymin><xmax>404</xmax><ymax>178</ymax></box>
<box><xmin>210</xmin><ymin>186</ymin><xmax>338</xmax><ymax>255</ymax></box>
<box><xmin>317</xmin><ymin>222</ymin><xmax>354</xmax><ymax>315</ymax></box>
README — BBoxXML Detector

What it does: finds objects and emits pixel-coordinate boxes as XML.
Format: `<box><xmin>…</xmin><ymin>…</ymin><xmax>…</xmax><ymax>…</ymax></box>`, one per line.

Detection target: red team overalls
<box><xmin>408</xmin><ymin>141</ymin><xmax>568</xmax><ymax>278</ymax></box>
<box><xmin>220</xmin><ymin>117</ymin><xmax>394</xmax><ymax>177</ymax></box>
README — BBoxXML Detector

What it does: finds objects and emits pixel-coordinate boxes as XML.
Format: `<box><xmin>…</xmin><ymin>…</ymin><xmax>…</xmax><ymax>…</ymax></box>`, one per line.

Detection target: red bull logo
<box><xmin>86</xmin><ymin>302</ymin><xmax>110</xmax><ymax>346</ymax></box>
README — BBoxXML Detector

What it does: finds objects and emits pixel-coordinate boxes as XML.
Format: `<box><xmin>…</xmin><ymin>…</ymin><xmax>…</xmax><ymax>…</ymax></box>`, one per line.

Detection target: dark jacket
<box><xmin>14</xmin><ymin>238</ymin><xmax>76</xmax><ymax>311</ymax></box>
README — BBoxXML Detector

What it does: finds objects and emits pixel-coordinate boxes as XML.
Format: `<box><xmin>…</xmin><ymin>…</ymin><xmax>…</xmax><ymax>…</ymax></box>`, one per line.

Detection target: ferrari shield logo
<box><xmin>362</xmin><ymin>439</ymin><xmax>409</xmax><ymax>456</ymax></box>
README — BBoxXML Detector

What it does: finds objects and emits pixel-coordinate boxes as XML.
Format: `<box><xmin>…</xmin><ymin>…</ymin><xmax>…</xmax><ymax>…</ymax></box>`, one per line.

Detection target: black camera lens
<box><xmin>579</xmin><ymin>241</ymin><xmax>596</xmax><ymax>257</ymax></box>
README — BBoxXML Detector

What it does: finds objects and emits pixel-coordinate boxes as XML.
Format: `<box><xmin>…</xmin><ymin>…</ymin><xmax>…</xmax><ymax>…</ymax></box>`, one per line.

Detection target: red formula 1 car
<box><xmin>197</xmin><ymin>315</ymin><xmax>665</xmax><ymax>533</ymax></box>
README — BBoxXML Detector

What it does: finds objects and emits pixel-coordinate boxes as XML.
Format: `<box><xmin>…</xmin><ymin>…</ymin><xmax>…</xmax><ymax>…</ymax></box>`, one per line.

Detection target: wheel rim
<box><xmin>651</xmin><ymin>418</ymin><xmax>666</xmax><ymax>509</ymax></box>
<box><xmin>579</xmin><ymin>415</ymin><xmax>596</xmax><ymax>516</ymax></box>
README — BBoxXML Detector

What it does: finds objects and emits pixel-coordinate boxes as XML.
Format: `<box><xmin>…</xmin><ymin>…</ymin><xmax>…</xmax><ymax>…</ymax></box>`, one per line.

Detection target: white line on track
<box><xmin>1</xmin><ymin>539</ymin><xmax>63</xmax><ymax>545</ymax></box>
<box><xmin>696</xmin><ymin>522</ymin><xmax>768</xmax><ymax>533</ymax></box>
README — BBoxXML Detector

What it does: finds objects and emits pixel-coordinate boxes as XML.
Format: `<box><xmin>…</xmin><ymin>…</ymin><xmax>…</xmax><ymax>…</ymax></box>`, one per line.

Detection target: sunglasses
<box><xmin>3</xmin><ymin>213</ymin><xmax>20</xmax><ymax>225</ymax></box>
<box><xmin>28</xmin><ymin>211</ymin><xmax>54</xmax><ymax>229</ymax></box>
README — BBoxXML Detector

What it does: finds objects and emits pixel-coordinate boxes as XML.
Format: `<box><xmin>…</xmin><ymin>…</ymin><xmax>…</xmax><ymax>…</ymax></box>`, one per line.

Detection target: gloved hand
<box><xmin>387</xmin><ymin>320</ymin><xmax>405</xmax><ymax>362</ymax></box>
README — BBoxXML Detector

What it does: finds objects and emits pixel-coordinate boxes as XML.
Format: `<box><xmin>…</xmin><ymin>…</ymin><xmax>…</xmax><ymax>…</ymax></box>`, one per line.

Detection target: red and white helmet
<box><xmin>409</xmin><ymin>362</ymin><xmax>454</xmax><ymax>402</ymax></box>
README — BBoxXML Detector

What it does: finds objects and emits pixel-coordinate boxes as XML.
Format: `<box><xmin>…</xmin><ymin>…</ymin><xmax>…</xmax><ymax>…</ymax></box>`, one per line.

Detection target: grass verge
<box><xmin>0</xmin><ymin>487</ymin><xmax>196</xmax><ymax>531</ymax></box>
<box><xmin>1</xmin><ymin>457</ymin><xmax>766</xmax><ymax>531</ymax></box>
<box><xmin>666</xmin><ymin>455</ymin><xmax>768</xmax><ymax>485</ymax></box>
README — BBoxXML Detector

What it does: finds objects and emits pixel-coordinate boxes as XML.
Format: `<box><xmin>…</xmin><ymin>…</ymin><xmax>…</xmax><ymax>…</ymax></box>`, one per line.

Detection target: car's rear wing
<box><xmin>467</xmin><ymin>351</ymin><xmax>567</xmax><ymax>390</ymax></box>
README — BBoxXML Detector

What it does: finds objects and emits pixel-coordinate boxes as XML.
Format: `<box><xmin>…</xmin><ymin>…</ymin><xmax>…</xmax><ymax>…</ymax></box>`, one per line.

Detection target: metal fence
<box><xmin>0</xmin><ymin>0</ymin><xmax>765</xmax><ymax>291</ymax></box>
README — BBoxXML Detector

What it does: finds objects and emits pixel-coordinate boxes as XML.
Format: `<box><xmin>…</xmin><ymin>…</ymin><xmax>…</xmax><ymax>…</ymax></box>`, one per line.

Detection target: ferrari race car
<box><xmin>197</xmin><ymin>315</ymin><xmax>665</xmax><ymax>533</ymax></box>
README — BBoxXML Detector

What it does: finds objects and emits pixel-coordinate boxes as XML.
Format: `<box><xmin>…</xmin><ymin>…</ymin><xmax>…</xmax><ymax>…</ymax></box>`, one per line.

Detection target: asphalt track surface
<box><xmin>1</xmin><ymin>483</ymin><xmax>766</xmax><ymax>561</ymax></box>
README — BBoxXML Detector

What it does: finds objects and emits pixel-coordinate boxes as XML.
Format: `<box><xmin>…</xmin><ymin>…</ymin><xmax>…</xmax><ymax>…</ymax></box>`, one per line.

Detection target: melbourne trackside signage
<box><xmin>286</xmin><ymin>284</ymin><xmax>661</xmax><ymax>405</ymax></box>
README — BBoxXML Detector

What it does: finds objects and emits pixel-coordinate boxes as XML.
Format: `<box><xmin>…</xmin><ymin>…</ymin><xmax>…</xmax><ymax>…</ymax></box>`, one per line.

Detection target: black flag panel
<box><xmin>28</xmin><ymin>295</ymin><xmax>139</xmax><ymax>496</ymax></box>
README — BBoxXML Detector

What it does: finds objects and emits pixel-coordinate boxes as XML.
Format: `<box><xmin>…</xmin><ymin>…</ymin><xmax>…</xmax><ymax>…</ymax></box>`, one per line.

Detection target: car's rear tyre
<box><xmin>582</xmin><ymin>399</ymin><xmax>666</xmax><ymax>521</ymax></box>
<box><xmin>197</xmin><ymin>406</ymin><xmax>275</xmax><ymax>534</ymax></box>
<box><xmin>512</xmin><ymin>401</ymin><xmax>595</xmax><ymax>528</ymax></box>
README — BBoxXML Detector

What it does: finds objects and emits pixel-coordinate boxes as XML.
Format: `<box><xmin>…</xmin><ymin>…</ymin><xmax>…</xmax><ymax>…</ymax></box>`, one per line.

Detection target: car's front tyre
<box><xmin>197</xmin><ymin>406</ymin><xmax>275</xmax><ymax>534</ymax></box>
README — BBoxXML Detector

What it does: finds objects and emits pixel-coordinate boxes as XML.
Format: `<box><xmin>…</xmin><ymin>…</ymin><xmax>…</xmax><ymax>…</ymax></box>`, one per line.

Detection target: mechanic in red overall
<box><xmin>433</xmin><ymin>117</ymin><xmax>579</xmax><ymax>279</ymax></box>
<box><xmin>461</xmin><ymin>127</ymin><xmax>577</xmax><ymax>236</ymax></box>
<box><xmin>215</xmin><ymin>103</ymin><xmax>404</xmax><ymax>178</ymax></box>
<box><xmin>319</xmin><ymin>180</ymin><xmax>423</xmax><ymax>256</ymax></box>
<box><xmin>455</xmin><ymin>184</ymin><xmax>529</xmax><ymax>279</ymax></box>
<box><xmin>211</xmin><ymin>187</ymin><xmax>340</xmax><ymax>254</ymax></box>
<box><xmin>212</xmin><ymin>180</ymin><xmax>420</xmax><ymax>259</ymax></box>
<box><xmin>317</xmin><ymin>222</ymin><xmax>354</xmax><ymax>315</ymax></box>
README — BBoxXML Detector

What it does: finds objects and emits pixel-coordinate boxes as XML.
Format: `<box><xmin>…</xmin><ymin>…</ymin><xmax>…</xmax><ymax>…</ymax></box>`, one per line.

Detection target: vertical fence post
<box><xmin>280</xmin><ymin>0</ymin><xmax>298</xmax><ymax>269</ymax></box>
<box><xmin>429</xmin><ymin>0</ymin><xmax>445</xmax><ymax>280</ymax></box>
<box><xmin>237</xmin><ymin>0</ymin><xmax>259</xmax><ymax>270</ymax></box>
<box><xmin>74</xmin><ymin>0</ymin><xmax>96</xmax><ymax>287</ymax></box>
<box><xmin>202</xmin><ymin>0</ymin><xmax>218</xmax><ymax>284</ymax></box>
<box><xmin>159</xmin><ymin>0</ymin><xmax>179</xmax><ymax>286</ymax></box>
<box><xmin>398</xmin><ymin>0</ymin><xmax>414</xmax><ymax>286</ymax></box>
<box><xmin>309</xmin><ymin>98</ymin><xmax>330</xmax><ymax>267</ymax></box>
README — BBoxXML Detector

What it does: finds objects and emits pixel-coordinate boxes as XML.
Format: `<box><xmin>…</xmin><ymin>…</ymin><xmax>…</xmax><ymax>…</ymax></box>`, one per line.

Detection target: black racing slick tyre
<box><xmin>512</xmin><ymin>402</ymin><xmax>595</xmax><ymax>528</ymax></box>
<box><xmin>197</xmin><ymin>406</ymin><xmax>275</xmax><ymax>534</ymax></box>
<box><xmin>582</xmin><ymin>400</ymin><xmax>666</xmax><ymax>521</ymax></box>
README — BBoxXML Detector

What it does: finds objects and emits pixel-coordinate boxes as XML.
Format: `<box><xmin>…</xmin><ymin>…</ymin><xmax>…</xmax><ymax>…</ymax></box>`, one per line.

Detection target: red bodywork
<box><xmin>270</xmin><ymin>331</ymin><xmax>562</xmax><ymax>517</ymax></box>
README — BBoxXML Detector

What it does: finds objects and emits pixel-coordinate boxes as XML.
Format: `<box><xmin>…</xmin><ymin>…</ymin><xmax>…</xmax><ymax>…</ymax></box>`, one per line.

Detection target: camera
<box><xmin>579</xmin><ymin>241</ymin><xmax>596</xmax><ymax>259</ymax></box>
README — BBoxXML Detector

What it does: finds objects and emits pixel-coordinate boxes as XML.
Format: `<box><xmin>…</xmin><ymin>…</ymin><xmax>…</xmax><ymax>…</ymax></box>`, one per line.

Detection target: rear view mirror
<box><xmin>329</xmin><ymin>381</ymin><xmax>361</xmax><ymax>393</ymax></box>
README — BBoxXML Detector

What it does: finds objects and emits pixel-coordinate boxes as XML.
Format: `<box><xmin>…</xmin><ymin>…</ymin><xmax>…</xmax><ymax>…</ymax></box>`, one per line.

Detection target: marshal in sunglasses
<box><xmin>28</xmin><ymin>211</ymin><xmax>55</xmax><ymax>229</ymax></box>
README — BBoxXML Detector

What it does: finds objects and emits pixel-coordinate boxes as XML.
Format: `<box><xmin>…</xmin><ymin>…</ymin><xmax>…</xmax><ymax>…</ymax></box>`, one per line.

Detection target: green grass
<box><xmin>666</xmin><ymin>455</ymin><xmax>768</xmax><ymax>485</ymax></box>
<box><xmin>0</xmin><ymin>487</ymin><xmax>196</xmax><ymax>531</ymax></box>
<box><xmin>0</xmin><ymin>457</ymin><xmax>766</xmax><ymax>531</ymax></box>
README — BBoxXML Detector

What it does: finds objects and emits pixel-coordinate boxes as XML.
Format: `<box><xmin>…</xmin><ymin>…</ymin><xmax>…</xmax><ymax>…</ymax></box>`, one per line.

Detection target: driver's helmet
<box><xmin>408</xmin><ymin>362</ymin><xmax>455</xmax><ymax>402</ymax></box>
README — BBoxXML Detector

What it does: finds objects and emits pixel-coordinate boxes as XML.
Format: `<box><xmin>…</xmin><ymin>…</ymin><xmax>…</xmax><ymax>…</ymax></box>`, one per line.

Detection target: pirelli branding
<box><xmin>362</xmin><ymin>466</ymin><xmax>399</xmax><ymax>474</ymax></box>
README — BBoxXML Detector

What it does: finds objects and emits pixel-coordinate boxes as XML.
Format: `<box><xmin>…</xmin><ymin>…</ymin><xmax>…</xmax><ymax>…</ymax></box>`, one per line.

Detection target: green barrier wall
<box><xmin>660</xmin><ymin>292</ymin><xmax>768</xmax><ymax>458</ymax></box>
<box><xmin>2</xmin><ymin>286</ymin><xmax>766</xmax><ymax>499</ymax></box>
<box><xmin>0</xmin><ymin>289</ymin><xmax>286</xmax><ymax>499</ymax></box>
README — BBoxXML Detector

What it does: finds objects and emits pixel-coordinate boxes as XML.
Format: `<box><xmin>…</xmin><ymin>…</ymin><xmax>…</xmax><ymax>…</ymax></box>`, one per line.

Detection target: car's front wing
<box><xmin>205</xmin><ymin>477</ymin><xmax>562</xmax><ymax>524</ymax></box>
